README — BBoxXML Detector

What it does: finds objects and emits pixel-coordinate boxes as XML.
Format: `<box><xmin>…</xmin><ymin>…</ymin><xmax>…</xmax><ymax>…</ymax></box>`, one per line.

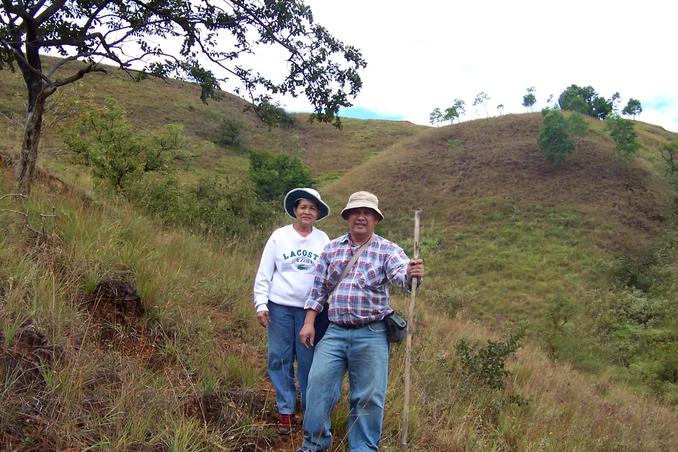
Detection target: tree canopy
<box><xmin>1</xmin><ymin>0</ymin><xmax>366</xmax><ymax>193</ymax></box>
<box><xmin>622</xmin><ymin>98</ymin><xmax>643</xmax><ymax>119</ymax></box>
<box><xmin>538</xmin><ymin>109</ymin><xmax>574</xmax><ymax>164</ymax></box>
<box><xmin>605</xmin><ymin>115</ymin><xmax>640</xmax><ymax>160</ymax></box>
<box><xmin>522</xmin><ymin>87</ymin><xmax>536</xmax><ymax>111</ymax></box>
<box><xmin>557</xmin><ymin>84</ymin><xmax>614</xmax><ymax>120</ymax></box>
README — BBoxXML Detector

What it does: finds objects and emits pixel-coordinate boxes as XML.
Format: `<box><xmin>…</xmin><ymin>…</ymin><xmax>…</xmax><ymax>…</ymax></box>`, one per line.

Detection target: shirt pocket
<box><xmin>328</xmin><ymin>260</ymin><xmax>348</xmax><ymax>286</ymax></box>
<box><xmin>358</xmin><ymin>260</ymin><xmax>383</xmax><ymax>289</ymax></box>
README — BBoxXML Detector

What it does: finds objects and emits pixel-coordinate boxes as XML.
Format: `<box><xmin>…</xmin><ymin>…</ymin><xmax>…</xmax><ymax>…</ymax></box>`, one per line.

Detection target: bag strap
<box><xmin>326</xmin><ymin>235</ymin><xmax>373</xmax><ymax>304</ymax></box>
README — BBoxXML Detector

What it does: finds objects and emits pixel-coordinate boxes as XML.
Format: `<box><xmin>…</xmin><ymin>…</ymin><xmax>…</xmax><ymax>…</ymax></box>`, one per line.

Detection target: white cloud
<box><xmin>277</xmin><ymin>0</ymin><xmax>678</xmax><ymax>131</ymax></box>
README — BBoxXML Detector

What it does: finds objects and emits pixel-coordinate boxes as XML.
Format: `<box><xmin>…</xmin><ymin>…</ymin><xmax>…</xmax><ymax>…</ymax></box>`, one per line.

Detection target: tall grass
<box><xmin>2</xmin><ymin>62</ymin><xmax>678</xmax><ymax>449</ymax></box>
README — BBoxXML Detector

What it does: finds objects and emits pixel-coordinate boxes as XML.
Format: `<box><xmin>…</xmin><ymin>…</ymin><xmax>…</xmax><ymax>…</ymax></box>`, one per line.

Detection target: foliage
<box><xmin>443</xmin><ymin>106</ymin><xmax>459</xmax><ymax>124</ymax></box>
<box><xmin>565</xmin><ymin>112</ymin><xmax>589</xmax><ymax>151</ymax></box>
<box><xmin>605</xmin><ymin>115</ymin><xmax>640</xmax><ymax>160</ymax></box>
<box><xmin>124</xmin><ymin>172</ymin><xmax>264</xmax><ymax>237</ymax></box>
<box><xmin>64</xmin><ymin>99</ymin><xmax>267</xmax><ymax>237</ymax></box>
<box><xmin>496</xmin><ymin>103</ymin><xmax>504</xmax><ymax>115</ymax></box>
<box><xmin>0</xmin><ymin>0</ymin><xmax>365</xmax><ymax>122</ymax></box>
<box><xmin>253</xmin><ymin>102</ymin><xmax>297</xmax><ymax>129</ymax></box>
<box><xmin>216</xmin><ymin>117</ymin><xmax>245</xmax><ymax>148</ymax></box>
<box><xmin>473</xmin><ymin>91</ymin><xmax>490</xmax><ymax>118</ymax></box>
<box><xmin>443</xmin><ymin>98</ymin><xmax>466</xmax><ymax>124</ymax></box>
<box><xmin>429</xmin><ymin>107</ymin><xmax>443</xmax><ymax>126</ymax></box>
<box><xmin>522</xmin><ymin>87</ymin><xmax>536</xmax><ymax>110</ymax></box>
<box><xmin>660</xmin><ymin>140</ymin><xmax>678</xmax><ymax>177</ymax></box>
<box><xmin>538</xmin><ymin>109</ymin><xmax>574</xmax><ymax>163</ymax></box>
<box><xmin>590</xmin><ymin>289</ymin><xmax>674</xmax><ymax>368</ymax></box>
<box><xmin>611</xmin><ymin>92</ymin><xmax>621</xmax><ymax>113</ymax></box>
<box><xmin>544</xmin><ymin>297</ymin><xmax>575</xmax><ymax>359</ymax></box>
<box><xmin>558</xmin><ymin>85</ymin><xmax>596</xmax><ymax>115</ymax></box>
<box><xmin>249</xmin><ymin>151</ymin><xmax>315</xmax><ymax>202</ymax></box>
<box><xmin>189</xmin><ymin>177</ymin><xmax>258</xmax><ymax>236</ymax></box>
<box><xmin>455</xmin><ymin>327</ymin><xmax>525</xmax><ymax>390</ymax></box>
<box><xmin>592</xmin><ymin>96</ymin><xmax>614</xmax><ymax>120</ymax></box>
<box><xmin>63</xmin><ymin>99</ymin><xmax>183</xmax><ymax>189</ymax></box>
<box><xmin>557</xmin><ymin>84</ymin><xmax>614</xmax><ymax>119</ymax></box>
<box><xmin>2</xmin><ymin>0</ymin><xmax>366</xmax><ymax>192</ymax></box>
<box><xmin>622</xmin><ymin>98</ymin><xmax>643</xmax><ymax>118</ymax></box>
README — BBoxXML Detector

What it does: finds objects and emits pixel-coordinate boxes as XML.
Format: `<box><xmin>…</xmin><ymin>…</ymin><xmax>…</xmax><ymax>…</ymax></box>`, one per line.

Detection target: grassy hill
<box><xmin>2</xmin><ymin>62</ymin><xmax>678</xmax><ymax>450</ymax></box>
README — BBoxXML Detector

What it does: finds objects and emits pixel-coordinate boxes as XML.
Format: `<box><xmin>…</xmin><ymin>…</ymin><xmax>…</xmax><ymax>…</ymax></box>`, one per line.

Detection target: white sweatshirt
<box><xmin>253</xmin><ymin>224</ymin><xmax>330</xmax><ymax>312</ymax></box>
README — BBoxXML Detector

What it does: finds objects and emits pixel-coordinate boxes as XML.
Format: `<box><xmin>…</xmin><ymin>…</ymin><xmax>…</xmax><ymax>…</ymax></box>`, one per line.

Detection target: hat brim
<box><xmin>340</xmin><ymin>206</ymin><xmax>384</xmax><ymax>221</ymax></box>
<box><xmin>284</xmin><ymin>189</ymin><xmax>330</xmax><ymax>221</ymax></box>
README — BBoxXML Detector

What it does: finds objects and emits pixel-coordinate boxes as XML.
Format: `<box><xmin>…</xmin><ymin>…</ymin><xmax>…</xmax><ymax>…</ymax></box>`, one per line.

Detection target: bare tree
<box><xmin>473</xmin><ymin>91</ymin><xmax>490</xmax><ymax>118</ymax></box>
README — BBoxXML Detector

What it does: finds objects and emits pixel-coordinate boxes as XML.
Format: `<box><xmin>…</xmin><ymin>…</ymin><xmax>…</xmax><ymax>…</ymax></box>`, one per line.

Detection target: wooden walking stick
<box><xmin>400</xmin><ymin>209</ymin><xmax>421</xmax><ymax>451</ymax></box>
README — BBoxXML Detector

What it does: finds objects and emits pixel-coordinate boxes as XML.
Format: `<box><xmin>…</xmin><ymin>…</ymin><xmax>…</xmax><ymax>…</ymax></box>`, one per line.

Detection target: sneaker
<box><xmin>277</xmin><ymin>413</ymin><xmax>294</xmax><ymax>435</ymax></box>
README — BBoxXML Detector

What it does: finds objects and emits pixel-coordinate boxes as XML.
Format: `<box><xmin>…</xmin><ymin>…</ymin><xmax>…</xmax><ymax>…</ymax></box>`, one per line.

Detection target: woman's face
<box><xmin>294</xmin><ymin>198</ymin><xmax>319</xmax><ymax>228</ymax></box>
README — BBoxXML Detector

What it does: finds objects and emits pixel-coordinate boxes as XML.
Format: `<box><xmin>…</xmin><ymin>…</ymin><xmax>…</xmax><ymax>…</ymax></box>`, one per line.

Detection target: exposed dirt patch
<box><xmin>3</xmin><ymin>320</ymin><xmax>63</xmax><ymax>373</ymax></box>
<box><xmin>0</xmin><ymin>321</ymin><xmax>60</xmax><ymax>451</ymax></box>
<box><xmin>181</xmin><ymin>387</ymin><xmax>277</xmax><ymax>450</ymax></box>
<box><xmin>85</xmin><ymin>278</ymin><xmax>145</xmax><ymax>322</ymax></box>
<box><xmin>78</xmin><ymin>278</ymin><xmax>175</xmax><ymax>370</ymax></box>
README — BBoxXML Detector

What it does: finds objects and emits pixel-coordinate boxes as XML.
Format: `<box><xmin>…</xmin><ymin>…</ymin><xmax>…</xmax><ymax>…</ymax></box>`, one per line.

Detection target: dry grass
<box><xmin>3</xmin><ymin>56</ymin><xmax>678</xmax><ymax>450</ymax></box>
<box><xmin>326</xmin><ymin>114</ymin><xmax>673</xmax><ymax>237</ymax></box>
<box><xmin>381</xmin><ymin>301</ymin><xmax>678</xmax><ymax>451</ymax></box>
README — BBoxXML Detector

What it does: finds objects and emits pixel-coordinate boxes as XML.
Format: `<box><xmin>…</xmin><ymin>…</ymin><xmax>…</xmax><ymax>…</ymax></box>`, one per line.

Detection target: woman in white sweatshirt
<box><xmin>253</xmin><ymin>187</ymin><xmax>330</xmax><ymax>435</ymax></box>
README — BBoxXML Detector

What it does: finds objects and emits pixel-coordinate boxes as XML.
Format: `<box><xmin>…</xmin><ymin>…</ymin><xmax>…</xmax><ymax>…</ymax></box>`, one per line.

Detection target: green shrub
<box><xmin>216</xmin><ymin>117</ymin><xmax>245</xmax><ymax>148</ymax></box>
<box><xmin>249</xmin><ymin>151</ymin><xmax>314</xmax><ymax>201</ymax></box>
<box><xmin>63</xmin><ymin>98</ymin><xmax>183</xmax><ymax>189</ymax></box>
<box><xmin>605</xmin><ymin>115</ymin><xmax>639</xmax><ymax>160</ymax></box>
<box><xmin>188</xmin><ymin>177</ymin><xmax>254</xmax><ymax>236</ymax></box>
<box><xmin>455</xmin><ymin>327</ymin><xmax>525</xmax><ymax>391</ymax></box>
<box><xmin>544</xmin><ymin>297</ymin><xmax>575</xmax><ymax>359</ymax></box>
<box><xmin>254</xmin><ymin>101</ymin><xmax>296</xmax><ymax>129</ymax></box>
<box><xmin>538</xmin><ymin>109</ymin><xmax>574</xmax><ymax>164</ymax></box>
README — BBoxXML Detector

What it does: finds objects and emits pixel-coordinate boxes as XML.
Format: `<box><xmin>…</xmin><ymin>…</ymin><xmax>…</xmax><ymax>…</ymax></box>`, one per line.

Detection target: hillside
<box><xmin>2</xmin><ymin>62</ymin><xmax>678</xmax><ymax>450</ymax></box>
<box><xmin>0</xmin><ymin>59</ymin><xmax>426</xmax><ymax>185</ymax></box>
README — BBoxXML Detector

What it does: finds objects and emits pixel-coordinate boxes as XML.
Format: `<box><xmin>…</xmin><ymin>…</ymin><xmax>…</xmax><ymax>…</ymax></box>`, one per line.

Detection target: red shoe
<box><xmin>277</xmin><ymin>414</ymin><xmax>294</xmax><ymax>435</ymax></box>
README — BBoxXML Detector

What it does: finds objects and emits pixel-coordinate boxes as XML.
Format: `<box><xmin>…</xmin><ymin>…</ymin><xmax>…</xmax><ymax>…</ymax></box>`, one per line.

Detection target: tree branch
<box><xmin>1</xmin><ymin>41</ymin><xmax>53</xmax><ymax>85</ymax></box>
<box><xmin>34</xmin><ymin>0</ymin><xmax>65</xmax><ymax>25</ymax></box>
<box><xmin>53</xmin><ymin>62</ymin><xmax>106</xmax><ymax>88</ymax></box>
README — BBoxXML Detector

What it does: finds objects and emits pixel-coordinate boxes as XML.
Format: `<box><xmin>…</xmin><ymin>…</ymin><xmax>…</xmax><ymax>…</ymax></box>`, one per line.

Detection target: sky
<box><xmin>269</xmin><ymin>0</ymin><xmax>677</xmax><ymax>132</ymax></box>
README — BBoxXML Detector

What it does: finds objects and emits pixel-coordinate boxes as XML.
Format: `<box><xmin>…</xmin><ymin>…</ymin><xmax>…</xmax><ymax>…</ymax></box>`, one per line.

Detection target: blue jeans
<box><xmin>301</xmin><ymin>321</ymin><xmax>389</xmax><ymax>451</ymax></box>
<box><xmin>268</xmin><ymin>301</ymin><xmax>315</xmax><ymax>415</ymax></box>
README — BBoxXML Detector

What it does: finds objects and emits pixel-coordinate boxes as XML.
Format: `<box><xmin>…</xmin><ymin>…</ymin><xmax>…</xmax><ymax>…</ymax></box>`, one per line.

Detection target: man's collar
<box><xmin>343</xmin><ymin>233</ymin><xmax>378</xmax><ymax>246</ymax></box>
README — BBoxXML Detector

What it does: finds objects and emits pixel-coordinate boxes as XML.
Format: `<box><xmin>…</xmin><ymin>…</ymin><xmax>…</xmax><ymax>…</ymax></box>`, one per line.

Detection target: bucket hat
<box><xmin>340</xmin><ymin>191</ymin><xmax>384</xmax><ymax>220</ymax></box>
<box><xmin>283</xmin><ymin>188</ymin><xmax>330</xmax><ymax>221</ymax></box>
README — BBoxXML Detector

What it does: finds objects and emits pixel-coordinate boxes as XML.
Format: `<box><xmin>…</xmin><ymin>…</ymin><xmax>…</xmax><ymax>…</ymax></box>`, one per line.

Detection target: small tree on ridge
<box><xmin>538</xmin><ymin>109</ymin><xmax>574</xmax><ymax>164</ymax></box>
<box><xmin>522</xmin><ymin>87</ymin><xmax>536</xmax><ymax>111</ymax></box>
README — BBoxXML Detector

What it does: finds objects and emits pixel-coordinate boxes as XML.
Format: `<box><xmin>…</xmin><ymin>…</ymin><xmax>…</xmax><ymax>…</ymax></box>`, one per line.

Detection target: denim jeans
<box><xmin>268</xmin><ymin>301</ymin><xmax>315</xmax><ymax>415</ymax></box>
<box><xmin>301</xmin><ymin>321</ymin><xmax>389</xmax><ymax>451</ymax></box>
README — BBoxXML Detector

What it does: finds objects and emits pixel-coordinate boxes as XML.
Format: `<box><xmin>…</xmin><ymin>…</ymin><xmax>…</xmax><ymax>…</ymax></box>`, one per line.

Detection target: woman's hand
<box><xmin>256</xmin><ymin>310</ymin><xmax>270</xmax><ymax>327</ymax></box>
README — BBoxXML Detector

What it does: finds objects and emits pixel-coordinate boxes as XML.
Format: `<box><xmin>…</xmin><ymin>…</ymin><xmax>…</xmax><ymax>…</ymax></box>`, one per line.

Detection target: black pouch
<box><xmin>314</xmin><ymin>303</ymin><xmax>330</xmax><ymax>343</ymax></box>
<box><xmin>384</xmin><ymin>312</ymin><xmax>407</xmax><ymax>343</ymax></box>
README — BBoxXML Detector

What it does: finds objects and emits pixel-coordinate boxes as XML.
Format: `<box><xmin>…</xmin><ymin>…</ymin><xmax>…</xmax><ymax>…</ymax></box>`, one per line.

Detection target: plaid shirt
<box><xmin>305</xmin><ymin>233</ymin><xmax>410</xmax><ymax>326</ymax></box>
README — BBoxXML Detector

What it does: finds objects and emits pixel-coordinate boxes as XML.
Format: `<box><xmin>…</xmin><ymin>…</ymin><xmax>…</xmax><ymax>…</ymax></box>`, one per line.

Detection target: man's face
<box><xmin>345</xmin><ymin>207</ymin><xmax>380</xmax><ymax>238</ymax></box>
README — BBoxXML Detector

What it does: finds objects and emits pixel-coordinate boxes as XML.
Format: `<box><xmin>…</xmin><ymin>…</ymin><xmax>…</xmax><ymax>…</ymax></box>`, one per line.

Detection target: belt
<box><xmin>331</xmin><ymin>320</ymin><xmax>384</xmax><ymax>329</ymax></box>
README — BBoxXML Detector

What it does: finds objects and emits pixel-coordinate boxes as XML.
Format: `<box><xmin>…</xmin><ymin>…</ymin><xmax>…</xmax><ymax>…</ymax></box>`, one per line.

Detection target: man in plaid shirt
<box><xmin>297</xmin><ymin>191</ymin><xmax>424</xmax><ymax>452</ymax></box>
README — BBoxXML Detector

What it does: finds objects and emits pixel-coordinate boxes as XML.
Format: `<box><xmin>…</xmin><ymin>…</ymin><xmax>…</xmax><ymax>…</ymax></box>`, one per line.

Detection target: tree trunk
<box><xmin>15</xmin><ymin>84</ymin><xmax>53</xmax><ymax>195</ymax></box>
<box><xmin>15</xmin><ymin>100</ymin><xmax>45</xmax><ymax>195</ymax></box>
